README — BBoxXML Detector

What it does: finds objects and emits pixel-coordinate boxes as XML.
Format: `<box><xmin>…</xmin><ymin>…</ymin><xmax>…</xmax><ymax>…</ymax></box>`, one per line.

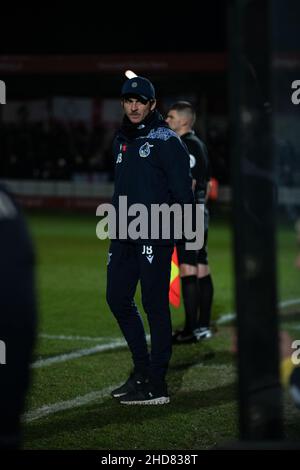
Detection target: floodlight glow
<box><xmin>125</xmin><ymin>70</ymin><xmax>138</xmax><ymax>79</ymax></box>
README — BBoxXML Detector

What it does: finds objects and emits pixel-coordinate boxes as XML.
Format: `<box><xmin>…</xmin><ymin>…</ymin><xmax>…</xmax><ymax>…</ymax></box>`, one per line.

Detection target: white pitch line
<box><xmin>281</xmin><ymin>324</ymin><xmax>300</xmax><ymax>330</ymax></box>
<box><xmin>38</xmin><ymin>299</ymin><xmax>300</xmax><ymax>343</ymax></box>
<box><xmin>34</xmin><ymin>299</ymin><xmax>300</xmax><ymax>369</ymax></box>
<box><xmin>32</xmin><ymin>334</ymin><xmax>151</xmax><ymax>369</ymax></box>
<box><xmin>217</xmin><ymin>298</ymin><xmax>300</xmax><ymax>326</ymax></box>
<box><xmin>40</xmin><ymin>333</ymin><xmax>116</xmax><ymax>342</ymax></box>
<box><xmin>23</xmin><ymin>384</ymin><xmax>121</xmax><ymax>423</ymax></box>
<box><xmin>31</xmin><ymin>339</ymin><xmax>127</xmax><ymax>369</ymax></box>
<box><xmin>24</xmin><ymin>364</ymin><xmax>235</xmax><ymax>423</ymax></box>
<box><xmin>217</xmin><ymin>313</ymin><xmax>235</xmax><ymax>325</ymax></box>
<box><xmin>24</xmin><ymin>363</ymin><xmax>236</xmax><ymax>423</ymax></box>
<box><xmin>23</xmin><ymin>298</ymin><xmax>300</xmax><ymax>424</ymax></box>
<box><xmin>280</xmin><ymin>298</ymin><xmax>300</xmax><ymax>308</ymax></box>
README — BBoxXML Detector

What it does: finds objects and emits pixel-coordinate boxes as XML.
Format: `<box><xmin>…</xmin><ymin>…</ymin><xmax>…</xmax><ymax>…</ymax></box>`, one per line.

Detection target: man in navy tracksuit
<box><xmin>107</xmin><ymin>76</ymin><xmax>193</xmax><ymax>405</ymax></box>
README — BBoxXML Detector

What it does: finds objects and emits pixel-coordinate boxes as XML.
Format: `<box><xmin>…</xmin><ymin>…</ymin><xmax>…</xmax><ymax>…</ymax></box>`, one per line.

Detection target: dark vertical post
<box><xmin>229</xmin><ymin>0</ymin><xmax>283</xmax><ymax>439</ymax></box>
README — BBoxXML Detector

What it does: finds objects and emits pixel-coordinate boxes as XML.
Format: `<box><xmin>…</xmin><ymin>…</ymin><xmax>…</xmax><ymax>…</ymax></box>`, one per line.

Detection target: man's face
<box><xmin>122</xmin><ymin>97</ymin><xmax>156</xmax><ymax>124</ymax></box>
<box><xmin>165</xmin><ymin>109</ymin><xmax>184</xmax><ymax>133</ymax></box>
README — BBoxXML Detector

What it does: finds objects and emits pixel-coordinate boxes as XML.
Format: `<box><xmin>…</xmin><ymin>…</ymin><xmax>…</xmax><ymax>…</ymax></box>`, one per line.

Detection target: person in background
<box><xmin>0</xmin><ymin>184</ymin><xmax>37</xmax><ymax>449</ymax></box>
<box><xmin>166</xmin><ymin>101</ymin><xmax>214</xmax><ymax>344</ymax></box>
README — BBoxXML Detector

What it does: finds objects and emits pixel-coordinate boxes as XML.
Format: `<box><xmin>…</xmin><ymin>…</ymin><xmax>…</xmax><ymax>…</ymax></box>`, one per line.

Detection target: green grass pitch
<box><xmin>22</xmin><ymin>212</ymin><xmax>300</xmax><ymax>449</ymax></box>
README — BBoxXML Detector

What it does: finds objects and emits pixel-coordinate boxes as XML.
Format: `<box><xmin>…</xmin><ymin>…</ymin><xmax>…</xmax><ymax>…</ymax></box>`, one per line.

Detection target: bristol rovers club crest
<box><xmin>139</xmin><ymin>142</ymin><xmax>154</xmax><ymax>158</ymax></box>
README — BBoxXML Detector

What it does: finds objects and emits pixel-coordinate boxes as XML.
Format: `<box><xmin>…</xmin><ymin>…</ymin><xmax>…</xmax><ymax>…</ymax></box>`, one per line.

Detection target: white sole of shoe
<box><xmin>120</xmin><ymin>396</ymin><xmax>170</xmax><ymax>405</ymax></box>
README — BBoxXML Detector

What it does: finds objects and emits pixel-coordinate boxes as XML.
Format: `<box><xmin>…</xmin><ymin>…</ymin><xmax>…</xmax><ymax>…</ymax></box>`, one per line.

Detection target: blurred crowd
<box><xmin>0</xmin><ymin>104</ymin><xmax>230</xmax><ymax>183</ymax></box>
<box><xmin>0</xmin><ymin>106</ymin><xmax>115</xmax><ymax>181</ymax></box>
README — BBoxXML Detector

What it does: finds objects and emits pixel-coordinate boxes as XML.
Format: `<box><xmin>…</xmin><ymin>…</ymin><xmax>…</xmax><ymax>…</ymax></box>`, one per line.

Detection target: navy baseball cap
<box><xmin>121</xmin><ymin>76</ymin><xmax>155</xmax><ymax>101</ymax></box>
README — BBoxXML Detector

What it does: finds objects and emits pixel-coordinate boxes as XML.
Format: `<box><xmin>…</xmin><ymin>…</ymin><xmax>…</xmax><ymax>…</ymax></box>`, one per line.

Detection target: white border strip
<box><xmin>217</xmin><ymin>313</ymin><xmax>235</xmax><ymax>325</ymax></box>
<box><xmin>280</xmin><ymin>299</ymin><xmax>300</xmax><ymax>308</ymax></box>
<box><xmin>24</xmin><ymin>363</ymin><xmax>235</xmax><ymax>423</ymax></box>
<box><xmin>23</xmin><ymin>298</ymin><xmax>300</xmax><ymax>424</ymax></box>
<box><xmin>217</xmin><ymin>298</ymin><xmax>300</xmax><ymax>326</ymax></box>
<box><xmin>39</xmin><ymin>299</ymin><xmax>300</xmax><ymax>343</ymax></box>
<box><xmin>33</xmin><ymin>300</ymin><xmax>300</xmax><ymax>369</ymax></box>
<box><xmin>40</xmin><ymin>333</ymin><xmax>116</xmax><ymax>342</ymax></box>
<box><xmin>31</xmin><ymin>340</ymin><xmax>127</xmax><ymax>369</ymax></box>
<box><xmin>32</xmin><ymin>334</ymin><xmax>151</xmax><ymax>369</ymax></box>
<box><xmin>23</xmin><ymin>384</ymin><xmax>121</xmax><ymax>423</ymax></box>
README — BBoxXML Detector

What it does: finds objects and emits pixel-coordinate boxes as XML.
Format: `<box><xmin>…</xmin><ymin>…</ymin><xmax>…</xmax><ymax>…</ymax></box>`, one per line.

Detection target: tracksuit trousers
<box><xmin>106</xmin><ymin>241</ymin><xmax>173</xmax><ymax>386</ymax></box>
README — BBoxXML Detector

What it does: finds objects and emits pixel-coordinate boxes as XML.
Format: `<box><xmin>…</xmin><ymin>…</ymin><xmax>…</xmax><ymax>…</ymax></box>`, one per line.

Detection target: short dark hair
<box><xmin>168</xmin><ymin>101</ymin><xmax>196</xmax><ymax>126</ymax></box>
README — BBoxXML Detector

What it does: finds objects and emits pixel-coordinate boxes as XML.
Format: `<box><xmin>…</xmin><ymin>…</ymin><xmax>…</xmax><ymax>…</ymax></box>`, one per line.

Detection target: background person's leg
<box><xmin>197</xmin><ymin>269</ymin><xmax>214</xmax><ymax>329</ymax></box>
<box><xmin>180</xmin><ymin>274</ymin><xmax>198</xmax><ymax>333</ymax></box>
<box><xmin>174</xmin><ymin>244</ymin><xmax>198</xmax><ymax>342</ymax></box>
<box><xmin>196</xmin><ymin>229</ymin><xmax>214</xmax><ymax>331</ymax></box>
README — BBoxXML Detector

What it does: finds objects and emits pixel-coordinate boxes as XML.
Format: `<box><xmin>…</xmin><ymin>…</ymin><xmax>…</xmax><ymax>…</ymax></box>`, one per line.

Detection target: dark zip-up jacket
<box><xmin>112</xmin><ymin>110</ymin><xmax>194</xmax><ymax>245</ymax></box>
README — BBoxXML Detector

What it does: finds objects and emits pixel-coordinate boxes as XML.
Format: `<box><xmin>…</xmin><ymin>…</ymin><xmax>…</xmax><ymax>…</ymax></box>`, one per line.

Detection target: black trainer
<box><xmin>111</xmin><ymin>372</ymin><xmax>147</xmax><ymax>398</ymax></box>
<box><xmin>119</xmin><ymin>382</ymin><xmax>170</xmax><ymax>405</ymax></box>
<box><xmin>172</xmin><ymin>329</ymin><xmax>197</xmax><ymax>344</ymax></box>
